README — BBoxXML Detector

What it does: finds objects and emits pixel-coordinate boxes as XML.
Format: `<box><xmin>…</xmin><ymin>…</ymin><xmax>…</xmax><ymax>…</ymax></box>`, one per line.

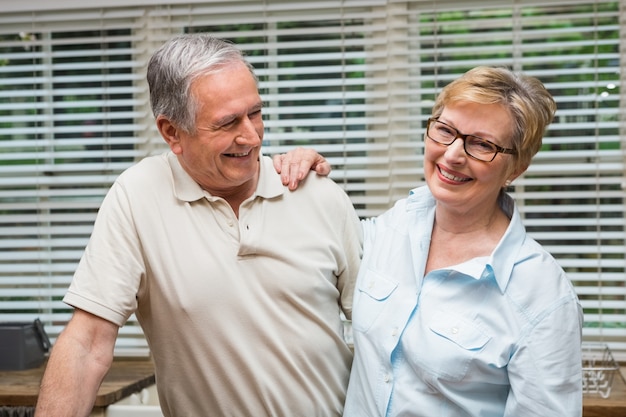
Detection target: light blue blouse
<box><xmin>344</xmin><ymin>186</ymin><xmax>583</xmax><ymax>417</ymax></box>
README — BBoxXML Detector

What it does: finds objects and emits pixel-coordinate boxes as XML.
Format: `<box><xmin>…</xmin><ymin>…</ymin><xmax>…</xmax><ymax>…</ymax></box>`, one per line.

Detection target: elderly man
<box><xmin>35</xmin><ymin>34</ymin><xmax>361</xmax><ymax>417</ymax></box>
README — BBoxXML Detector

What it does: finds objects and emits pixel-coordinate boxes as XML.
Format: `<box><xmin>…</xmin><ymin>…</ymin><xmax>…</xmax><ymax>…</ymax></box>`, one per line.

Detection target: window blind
<box><xmin>0</xmin><ymin>0</ymin><xmax>624</xmax><ymax>359</ymax></box>
<box><xmin>0</xmin><ymin>8</ymin><xmax>151</xmax><ymax>353</ymax></box>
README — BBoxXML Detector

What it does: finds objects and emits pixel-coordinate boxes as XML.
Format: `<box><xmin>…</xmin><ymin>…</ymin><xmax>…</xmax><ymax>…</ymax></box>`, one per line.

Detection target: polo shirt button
<box><xmin>383</xmin><ymin>374</ymin><xmax>391</xmax><ymax>383</ymax></box>
<box><xmin>391</xmin><ymin>327</ymin><xmax>398</xmax><ymax>337</ymax></box>
<box><xmin>451</xmin><ymin>327</ymin><xmax>459</xmax><ymax>334</ymax></box>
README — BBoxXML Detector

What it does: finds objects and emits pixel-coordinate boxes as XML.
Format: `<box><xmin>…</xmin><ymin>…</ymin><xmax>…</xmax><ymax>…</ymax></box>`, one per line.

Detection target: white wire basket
<box><xmin>582</xmin><ymin>343</ymin><xmax>620</xmax><ymax>398</ymax></box>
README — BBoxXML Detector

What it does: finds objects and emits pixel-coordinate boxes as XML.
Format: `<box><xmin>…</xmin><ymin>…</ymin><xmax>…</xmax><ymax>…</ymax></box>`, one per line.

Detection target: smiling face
<box><xmin>424</xmin><ymin>101</ymin><xmax>518</xmax><ymax>216</ymax></box>
<box><xmin>157</xmin><ymin>62</ymin><xmax>264</xmax><ymax>201</ymax></box>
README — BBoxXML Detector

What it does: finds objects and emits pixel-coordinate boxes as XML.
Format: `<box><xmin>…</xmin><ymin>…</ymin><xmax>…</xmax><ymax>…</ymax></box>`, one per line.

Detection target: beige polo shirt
<box><xmin>64</xmin><ymin>152</ymin><xmax>363</xmax><ymax>417</ymax></box>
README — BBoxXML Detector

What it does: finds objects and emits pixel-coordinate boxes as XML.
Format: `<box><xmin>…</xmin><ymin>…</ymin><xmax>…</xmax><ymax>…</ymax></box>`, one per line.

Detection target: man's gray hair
<box><xmin>147</xmin><ymin>33</ymin><xmax>257</xmax><ymax>133</ymax></box>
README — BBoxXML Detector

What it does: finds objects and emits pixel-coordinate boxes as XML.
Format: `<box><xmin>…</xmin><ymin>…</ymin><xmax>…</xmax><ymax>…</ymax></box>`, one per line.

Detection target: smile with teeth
<box><xmin>439</xmin><ymin>166</ymin><xmax>471</xmax><ymax>182</ymax></box>
<box><xmin>226</xmin><ymin>151</ymin><xmax>250</xmax><ymax>157</ymax></box>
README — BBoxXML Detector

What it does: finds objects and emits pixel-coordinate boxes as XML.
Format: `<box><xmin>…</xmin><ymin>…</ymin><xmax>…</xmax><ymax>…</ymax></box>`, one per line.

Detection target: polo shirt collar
<box><xmin>255</xmin><ymin>154</ymin><xmax>286</xmax><ymax>199</ymax></box>
<box><xmin>166</xmin><ymin>151</ymin><xmax>284</xmax><ymax>202</ymax></box>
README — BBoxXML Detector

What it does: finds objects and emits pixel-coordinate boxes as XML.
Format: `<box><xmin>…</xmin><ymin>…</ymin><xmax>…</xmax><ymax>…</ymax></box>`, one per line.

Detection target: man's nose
<box><xmin>235</xmin><ymin>117</ymin><xmax>263</xmax><ymax>144</ymax></box>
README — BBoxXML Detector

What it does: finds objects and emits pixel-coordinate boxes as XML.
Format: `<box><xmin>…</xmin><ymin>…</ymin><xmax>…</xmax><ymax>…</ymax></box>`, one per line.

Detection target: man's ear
<box><xmin>156</xmin><ymin>115</ymin><xmax>183</xmax><ymax>154</ymax></box>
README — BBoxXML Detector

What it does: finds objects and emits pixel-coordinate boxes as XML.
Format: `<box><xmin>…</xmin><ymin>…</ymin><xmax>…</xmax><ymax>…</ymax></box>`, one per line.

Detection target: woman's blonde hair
<box><xmin>431</xmin><ymin>66</ymin><xmax>556</xmax><ymax>176</ymax></box>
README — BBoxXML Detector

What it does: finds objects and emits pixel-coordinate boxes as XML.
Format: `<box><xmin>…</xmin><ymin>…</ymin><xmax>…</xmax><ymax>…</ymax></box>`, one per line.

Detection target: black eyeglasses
<box><xmin>426</xmin><ymin>117</ymin><xmax>516</xmax><ymax>162</ymax></box>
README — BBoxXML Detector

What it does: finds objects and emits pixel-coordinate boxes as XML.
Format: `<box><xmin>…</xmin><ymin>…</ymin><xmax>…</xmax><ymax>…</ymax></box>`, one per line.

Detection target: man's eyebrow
<box><xmin>250</xmin><ymin>101</ymin><xmax>264</xmax><ymax>112</ymax></box>
<box><xmin>214</xmin><ymin>113</ymin><xmax>237</xmax><ymax>126</ymax></box>
<box><xmin>213</xmin><ymin>102</ymin><xmax>264</xmax><ymax>126</ymax></box>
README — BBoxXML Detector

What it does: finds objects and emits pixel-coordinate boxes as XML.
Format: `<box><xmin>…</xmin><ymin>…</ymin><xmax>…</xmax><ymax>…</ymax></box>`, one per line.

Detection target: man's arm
<box><xmin>272</xmin><ymin>147</ymin><xmax>330</xmax><ymax>190</ymax></box>
<box><xmin>35</xmin><ymin>308</ymin><xmax>119</xmax><ymax>417</ymax></box>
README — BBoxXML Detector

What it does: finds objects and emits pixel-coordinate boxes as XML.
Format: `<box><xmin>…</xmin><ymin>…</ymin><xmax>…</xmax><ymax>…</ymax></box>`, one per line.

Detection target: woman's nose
<box><xmin>444</xmin><ymin>137</ymin><xmax>467</xmax><ymax>160</ymax></box>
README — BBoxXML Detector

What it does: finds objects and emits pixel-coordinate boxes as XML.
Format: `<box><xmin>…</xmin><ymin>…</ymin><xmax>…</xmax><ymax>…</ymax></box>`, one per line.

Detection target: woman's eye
<box><xmin>471</xmin><ymin>138</ymin><xmax>496</xmax><ymax>151</ymax></box>
<box><xmin>437</xmin><ymin>126</ymin><xmax>455</xmax><ymax>137</ymax></box>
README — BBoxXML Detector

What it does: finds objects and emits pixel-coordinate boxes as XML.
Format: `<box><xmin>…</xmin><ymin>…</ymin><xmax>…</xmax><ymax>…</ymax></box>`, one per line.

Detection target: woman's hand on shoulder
<box><xmin>272</xmin><ymin>147</ymin><xmax>331</xmax><ymax>190</ymax></box>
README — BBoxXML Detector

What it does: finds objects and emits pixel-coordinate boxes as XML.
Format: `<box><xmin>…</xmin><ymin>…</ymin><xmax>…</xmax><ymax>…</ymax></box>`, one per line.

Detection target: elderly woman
<box><xmin>277</xmin><ymin>66</ymin><xmax>583</xmax><ymax>417</ymax></box>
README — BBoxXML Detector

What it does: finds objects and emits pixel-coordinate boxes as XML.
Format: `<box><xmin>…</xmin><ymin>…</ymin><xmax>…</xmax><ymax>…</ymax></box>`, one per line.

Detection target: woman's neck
<box><xmin>425</xmin><ymin>203</ymin><xmax>510</xmax><ymax>273</ymax></box>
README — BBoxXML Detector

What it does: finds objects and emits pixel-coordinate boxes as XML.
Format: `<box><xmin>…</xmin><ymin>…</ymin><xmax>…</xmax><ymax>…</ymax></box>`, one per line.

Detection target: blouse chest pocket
<box><xmin>411</xmin><ymin>309</ymin><xmax>492</xmax><ymax>382</ymax></box>
<box><xmin>352</xmin><ymin>269</ymin><xmax>398</xmax><ymax>333</ymax></box>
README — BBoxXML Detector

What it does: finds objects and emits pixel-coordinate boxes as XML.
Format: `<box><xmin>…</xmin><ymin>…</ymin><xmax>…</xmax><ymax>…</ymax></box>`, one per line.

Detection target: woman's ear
<box><xmin>506</xmin><ymin>164</ymin><xmax>529</xmax><ymax>187</ymax></box>
<box><xmin>156</xmin><ymin>115</ymin><xmax>183</xmax><ymax>154</ymax></box>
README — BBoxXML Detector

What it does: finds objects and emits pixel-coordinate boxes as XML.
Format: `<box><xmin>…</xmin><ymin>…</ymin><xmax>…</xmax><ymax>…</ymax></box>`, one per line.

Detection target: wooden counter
<box><xmin>1</xmin><ymin>359</ymin><xmax>625</xmax><ymax>416</ymax></box>
<box><xmin>583</xmin><ymin>367</ymin><xmax>626</xmax><ymax>417</ymax></box>
<box><xmin>0</xmin><ymin>359</ymin><xmax>155</xmax><ymax>409</ymax></box>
